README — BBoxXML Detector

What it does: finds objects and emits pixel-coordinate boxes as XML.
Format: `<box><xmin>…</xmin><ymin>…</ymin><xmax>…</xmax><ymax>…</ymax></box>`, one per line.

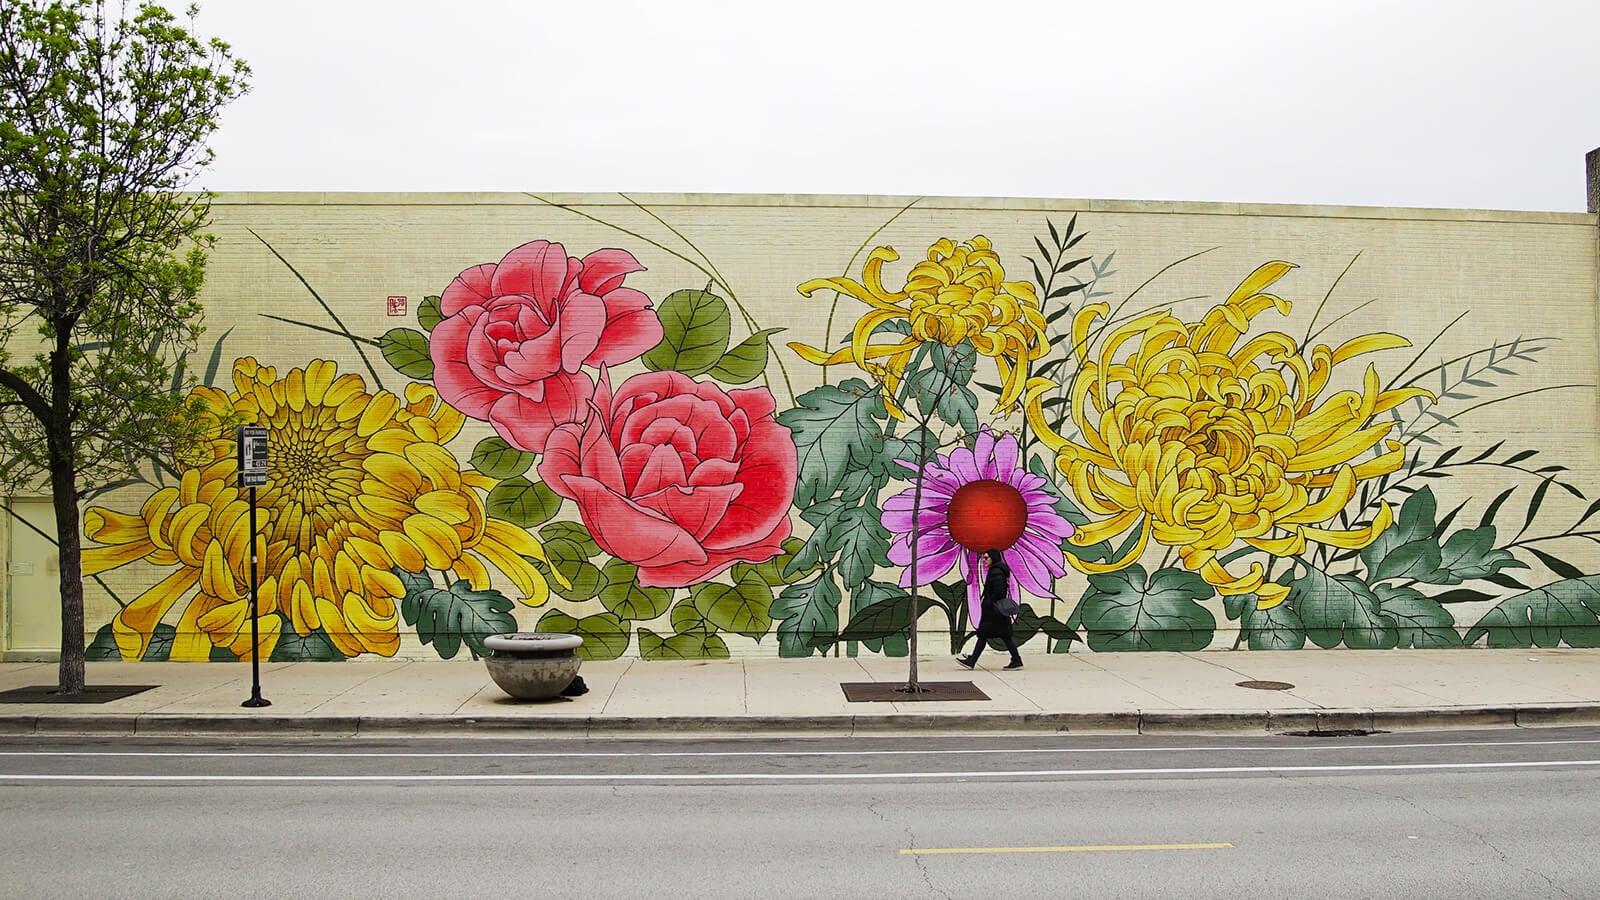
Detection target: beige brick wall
<box><xmin>65</xmin><ymin>192</ymin><xmax>1600</xmax><ymax>660</ymax></box>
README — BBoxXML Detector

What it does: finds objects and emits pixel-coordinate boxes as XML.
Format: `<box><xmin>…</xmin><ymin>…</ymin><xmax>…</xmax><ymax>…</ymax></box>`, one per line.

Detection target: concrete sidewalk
<box><xmin>3</xmin><ymin>648</ymin><xmax>1600</xmax><ymax>737</ymax></box>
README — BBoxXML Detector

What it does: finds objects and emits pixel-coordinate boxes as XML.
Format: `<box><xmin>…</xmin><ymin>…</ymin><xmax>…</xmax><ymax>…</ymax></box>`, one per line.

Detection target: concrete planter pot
<box><xmin>483</xmin><ymin>633</ymin><xmax>584</xmax><ymax>700</ymax></box>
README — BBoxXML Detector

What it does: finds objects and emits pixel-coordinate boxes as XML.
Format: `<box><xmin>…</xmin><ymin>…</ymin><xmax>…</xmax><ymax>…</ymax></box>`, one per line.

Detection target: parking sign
<box><xmin>238</xmin><ymin>425</ymin><xmax>269</xmax><ymax>487</ymax></box>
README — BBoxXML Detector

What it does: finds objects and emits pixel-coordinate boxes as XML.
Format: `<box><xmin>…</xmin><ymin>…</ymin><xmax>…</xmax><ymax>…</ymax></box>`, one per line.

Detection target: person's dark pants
<box><xmin>968</xmin><ymin>634</ymin><xmax>1020</xmax><ymax>664</ymax></box>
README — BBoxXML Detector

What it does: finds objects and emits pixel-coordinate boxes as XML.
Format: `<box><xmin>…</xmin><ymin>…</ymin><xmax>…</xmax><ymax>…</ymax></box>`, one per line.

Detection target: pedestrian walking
<box><xmin>957</xmin><ymin>548</ymin><xmax>1023</xmax><ymax>670</ymax></box>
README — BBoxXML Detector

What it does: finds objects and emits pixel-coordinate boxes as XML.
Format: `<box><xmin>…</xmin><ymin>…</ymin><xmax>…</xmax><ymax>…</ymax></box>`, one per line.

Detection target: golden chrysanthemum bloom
<box><xmin>83</xmin><ymin>358</ymin><xmax>555</xmax><ymax>661</ymax></box>
<box><xmin>1026</xmin><ymin>262</ymin><xmax>1431</xmax><ymax>609</ymax></box>
<box><xmin>790</xmin><ymin>236</ymin><xmax>1049</xmax><ymax>413</ymax></box>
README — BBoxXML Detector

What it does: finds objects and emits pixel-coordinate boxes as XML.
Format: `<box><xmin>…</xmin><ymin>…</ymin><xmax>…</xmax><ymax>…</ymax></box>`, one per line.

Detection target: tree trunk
<box><xmin>49</xmin><ymin>320</ymin><xmax>84</xmax><ymax>694</ymax></box>
<box><xmin>903</xmin><ymin>420</ymin><xmax>930</xmax><ymax>693</ymax></box>
<box><xmin>902</xmin><ymin>366</ymin><xmax>964</xmax><ymax>693</ymax></box>
<box><xmin>50</xmin><ymin>440</ymin><xmax>84</xmax><ymax>694</ymax></box>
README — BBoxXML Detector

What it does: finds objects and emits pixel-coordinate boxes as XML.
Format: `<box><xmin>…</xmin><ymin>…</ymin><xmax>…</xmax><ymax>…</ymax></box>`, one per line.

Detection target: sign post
<box><xmin>237</xmin><ymin>425</ymin><xmax>271</xmax><ymax>708</ymax></box>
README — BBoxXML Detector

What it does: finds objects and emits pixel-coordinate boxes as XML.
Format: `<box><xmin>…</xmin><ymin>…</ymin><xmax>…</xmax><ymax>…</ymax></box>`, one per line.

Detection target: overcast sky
<box><xmin>193</xmin><ymin>0</ymin><xmax>1599</xmax><ymax>212</ymax></box>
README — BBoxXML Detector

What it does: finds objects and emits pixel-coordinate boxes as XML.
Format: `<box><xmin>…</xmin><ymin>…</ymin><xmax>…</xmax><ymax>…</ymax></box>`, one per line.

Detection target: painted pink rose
<box><xmin>538</xmin><ymin>371</ymin><xmax>797</xmax><ymax>588</ymax></box>
<box><xmin>431</xmin><ymin>241</ymin><xmax>664</xmax><ymax>452</ymax></box>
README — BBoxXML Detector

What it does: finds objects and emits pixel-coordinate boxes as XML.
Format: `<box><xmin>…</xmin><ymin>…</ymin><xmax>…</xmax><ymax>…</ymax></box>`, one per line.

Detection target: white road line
<box><xmin>3</xmin><ymin>737</ymin><xmax>1600</xmax><ymax>760</ymax></box>
<box><xmin>3</xmin><ymin>759</ymin><xmax>1599</xmax><ymax>782</ymax></box>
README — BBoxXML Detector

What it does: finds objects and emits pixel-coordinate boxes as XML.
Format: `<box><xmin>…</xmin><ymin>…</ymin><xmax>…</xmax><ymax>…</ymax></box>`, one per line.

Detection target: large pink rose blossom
<box><xmin>538</xmin><ymin>370</ymin><xmax>797</xmax><ymax>588</ymax></box>
<box><xmin>431</xmin><ymin>241</ymin><xmax>663</xmax><ymax>452</ymax></box>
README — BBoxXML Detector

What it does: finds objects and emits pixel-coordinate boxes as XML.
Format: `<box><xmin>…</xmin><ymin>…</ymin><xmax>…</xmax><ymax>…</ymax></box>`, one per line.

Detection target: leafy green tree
<box><xmin>0</xmin><ymin>1</ymin><xmax>247</xmax><ymax>692</ymax></box>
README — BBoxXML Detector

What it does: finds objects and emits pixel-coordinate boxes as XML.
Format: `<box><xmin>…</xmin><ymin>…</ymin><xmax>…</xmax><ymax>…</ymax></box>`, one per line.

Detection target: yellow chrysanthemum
<box><xmin>790</xmin><ymin>236</ymin><xmax>1049</xmax><ymax>413</ymax></box>
<box><xmin>83</xmin><ymin>358</ymin><xmax>555</xmax><ymax>661</ymax></box>
<box><xmin>1026</xmin><ymin>262</ymin><xmax>1432</xmax><ymax>609</ymax></box>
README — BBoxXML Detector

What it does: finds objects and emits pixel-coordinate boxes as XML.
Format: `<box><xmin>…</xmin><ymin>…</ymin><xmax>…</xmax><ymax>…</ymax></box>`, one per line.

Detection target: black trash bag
<box><xmin>561</xmin><ymin>675</ymin><xmax>589</xmax><ymax>697</ymax></box>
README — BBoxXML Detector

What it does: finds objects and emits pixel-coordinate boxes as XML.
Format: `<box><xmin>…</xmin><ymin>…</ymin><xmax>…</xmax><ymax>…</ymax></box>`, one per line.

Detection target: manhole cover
<box><xmin>1236</xmin><ymin>680</ymin><xmax>1295</xmax><ymax>691</ymax></box>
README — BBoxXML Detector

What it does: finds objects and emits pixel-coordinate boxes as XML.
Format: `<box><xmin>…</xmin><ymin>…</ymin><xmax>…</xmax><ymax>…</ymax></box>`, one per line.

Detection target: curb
<box><xmin>5</xmin><ymin>704</ymin><xmax>1600</xmax><ymax>738</ymax></box>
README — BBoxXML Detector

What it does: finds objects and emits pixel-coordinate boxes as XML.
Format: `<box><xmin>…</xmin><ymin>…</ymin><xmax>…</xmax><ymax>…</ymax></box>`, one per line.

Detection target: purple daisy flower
<box><xmin>881</xmin><ymin>428</ymin><xmax>1076</xmax><ymax>623</ymax></box>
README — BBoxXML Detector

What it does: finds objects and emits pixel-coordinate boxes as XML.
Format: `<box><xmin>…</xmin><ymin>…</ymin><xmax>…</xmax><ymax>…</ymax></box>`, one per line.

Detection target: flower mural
<box><xmin>882</xmin><ymin>428</ymin><xmax>1075</xmax><ymax>624</ymax></box>
<box><xmin>74</xmin><ymin>208</ymin><xmax>1600</xmax><ymax>662</ymax></box>
<box><xmin>1026</xmin><ymin>261</ymin><xmax>1431</xmax><ymax>609</ymax></box>
<box><xmin>431</xmin><ymin>240</ymin><xmax>664</xmax><ymax>453</ymax></box>
<box><xmin>82</xmin><ymin>358</ymin><xmax>554</xmax><ymax>660</ymax></box>
<box><xmin>538</xmin><ymin>369</ymin><xmax>797</xmax><ymax>588</ymax></box>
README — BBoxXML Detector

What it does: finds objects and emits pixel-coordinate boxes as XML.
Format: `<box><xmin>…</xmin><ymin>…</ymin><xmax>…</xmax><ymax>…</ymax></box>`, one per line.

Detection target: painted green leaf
<box><xmin>642</xmin><ymin>289</ymin><xmax>731</xmax><ymax>376</ymax></box>
<box><xmin>86</xmin><ymin>622</ymin><xmax>180</xmax><ymax>661</ymax></box>
<box><xmin>833</xmin><ymin>466</ymin><xmax>887</xmax><ymax>505</ymax></box>
<box><xmin>670</xmin><ymin>597</ymin><xmax>710</xmax><ymax>634</ymax></box>
<box><xmin>1375</xmin><ymin>584</ymin><xmax>1461</xmax><ymax>648</ymax></box>
<box><xmin>1222</xmin><ymin>592</ymin><xmax>1252</xmax><ymax>622</ymax></box>
<box><xmin>931</xmin><ymin>579</ymin><xmax>970</xmax><ymax>633</ymax></box>
<box><xmin>1431</xmin><ymin>588</ymin><xmax>1497</xmax><ymax>605</ymax></box>
<box><xmin>1361</xmin><ymin>487</ymin><xmax>1437</xmax><ymax>573</ymax></box>
<box><xmin>849</xmin><ymin>578</ymin><xmax>906</xmax><ymax>618</ymax></box>
<box><xmin>540</xmin><ymin>521</ymin><xmax>601</xmax><ymax>558</ymax></box>
<box><xmin>798</xmin><ymin>496</ymin><xmax>844</xmax><ymax>527</ymax></box>
<box><xmin>1286</xmin><ymin>566</ymin><xmax>1398</xmax><ymax>650</ymax></box>
<box><xmin>400</xmin><ymin>581</ymin><xmax>518</xmax><ymax>660</ymax></box>
<box><xmin>845</xmin><ymin>578</ymin><xmax>917</xmax><ymax>654</ymax></box>
<box><xmin>84</xmin><ymin>623</ymin><xmax>121</xmax><ymax>660</ymax></box>
<box><xmin>770</xmin><ymin>573</ymin><xmax>841</xmax><ymax>657</ymax></box>
<box><xmin>905</xmin><ymin>344</ymin><xmax>978</xmax><ymax>433</ymax></box>
<box><xmin>395</xmin><ymin>567</ymin><xmax>433</xmax><ymax>595</ymax></box>
<box><xmin>777</xmin><ymin>379</ymin><xmax>887</xmax><ymax>507</ymax></box>
<box><xmin>380</xmin><ymin>327</ymin><xmax>433</xmax><ymax>380</ymax></box>
<box><xmin>877</xmin><ymin>426</ymin><xmax>938</xmax><ymax>477</ymax></box>
<box><xmin>202</xmin><ymin>325</ymin><xmax>234</xmax><ymax>387</ymax></box>
<box><xmin>1012</xmin><ymin>604</ymin><xmax>1080</xmax><ymax>650</ymax></box>
<box><xmin>1242</xmin><ymin>600</ymin><xmax>1306</xmax><ymax>651</ymax></box>
<box><xmin>536</xmin><ymin>610</ymin><xmax>630</xmax><ymax>660</ymax></box>
<box><xmin>837</xmin><ymin>585</ymin><xmax>940</xmax><ymax>643</ymax></box>
<box><xmin>708</xmin><ymin>328</ymin><xmax>784</xmax><ymax>384</ymax></box>
<box><xmin>1372</xmin><ymin>539</ymin><xmax>1445</xmax><ymax>583</ymax></box>
<box><xmin>786</xmin><ymin>498</ymin><xmax>848</xmax><ymax>578</ymax></box>
<box><xmin>1526</xmin><ymin>546</ymin><xmax>1585</xmax><ymax>580</ymax></box>
<box><xmin>1464</xmin><ymin>575</ymin><xmax>1600</xmax><ymax>648</ymax></box>
<box><xmin>140</xmin><ymin>623</ymin><xmax>176</xmax><ymax>661</ymax></box>
<box><xmin>733</xmin><ymin>537</ymin><xmax>812</xmax><ymax>587</ymax></box>
<box><xmin>543</xmin><ymin>537</ymin><xmax>604</xmax><ymax>602</ymax></box>
<box><xmin>877</xmin><ymin>631</ymin><xmax>910</xmax><ymax>657</ymax></box>
<box><xmin>1435</xmin><ymin>526</ymin><xmax>1527</xmax><ymax>582</ymax></box>
<box><xmin>470</xmin><ymin>437</ymin><xmax>536</xmax><ymax>480</ymax></box>
<box><xmin>1074</xmin><ymin>565</ymin><xmax>1216</xmax><ymax>651</ymax></box>
<box><xmin>827</xmin><ymin>505</ymin><xmax>892</xmax><ymax>590</ymax></box>
<box><xmin>486</xmin><ymin>476</ymin><xmax>562</xmax><ymax>528</ymax></box>
<box><xmin>269</xmin><ymin>621</ymin><xmax>345</xmax><ymax>662</ymax></box>
<box><xmin>418</xmin><ymin>295</ymin><xmax>444</xmax><ymax>332</ymax></box>
<box><xmin>598</xmin><ymin>559</ymin><xmax>673</xmax><ymax>620</ymax></box>
<box><xmin>691</xmin><ymin>572</ymin><xmax>774</xmax><ymax>639</ymax></box>
<box><xmin>1364</xmin><ymin>490</ymin><xmax>1528</xmax><ymax>587</ymax></box>
<box><xmin>638</xmin><ymin>628</ymin><xmax>731</xmax><ymax>660</ymax></box>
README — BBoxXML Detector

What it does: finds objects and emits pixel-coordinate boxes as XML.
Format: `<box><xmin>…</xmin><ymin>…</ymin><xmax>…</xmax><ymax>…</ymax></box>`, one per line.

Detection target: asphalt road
<box><xmin>2</xmin><ymin>727</ymin><xmax>1598</xmax><ymax>898</ymax></box>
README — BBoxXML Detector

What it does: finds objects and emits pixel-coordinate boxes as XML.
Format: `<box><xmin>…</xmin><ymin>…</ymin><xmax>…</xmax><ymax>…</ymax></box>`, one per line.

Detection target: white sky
<box><xmin>194</xmin><ymin>0</ymin><xmax>1600</xmax><ymax>212</ymax></box>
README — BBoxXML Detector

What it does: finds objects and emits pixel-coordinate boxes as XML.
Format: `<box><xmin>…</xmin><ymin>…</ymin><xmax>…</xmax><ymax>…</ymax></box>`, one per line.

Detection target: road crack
<box><xmin>1321</xmin><ymin>779</ymin><xmax>1574</xmax><ymax>897</ymax></box>
<box><xmin>867</xmin><ymin>796</ymin><xmax>952</xmax><ymax>900</ymax></box>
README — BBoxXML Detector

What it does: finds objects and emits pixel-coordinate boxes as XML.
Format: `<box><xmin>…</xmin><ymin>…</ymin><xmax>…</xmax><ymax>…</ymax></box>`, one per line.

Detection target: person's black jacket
<box><xmin>975</xmin><ymin>560</ymin><xmax>1014</xmax><ymax>639</ymax></box>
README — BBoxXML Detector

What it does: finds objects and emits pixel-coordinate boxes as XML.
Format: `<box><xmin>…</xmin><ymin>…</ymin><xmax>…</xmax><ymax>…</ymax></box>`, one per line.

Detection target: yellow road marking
<box><xmin>900</xmin><ymin>842</ymin><xmax>1234</xmax><ymax>856</ymax></box>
